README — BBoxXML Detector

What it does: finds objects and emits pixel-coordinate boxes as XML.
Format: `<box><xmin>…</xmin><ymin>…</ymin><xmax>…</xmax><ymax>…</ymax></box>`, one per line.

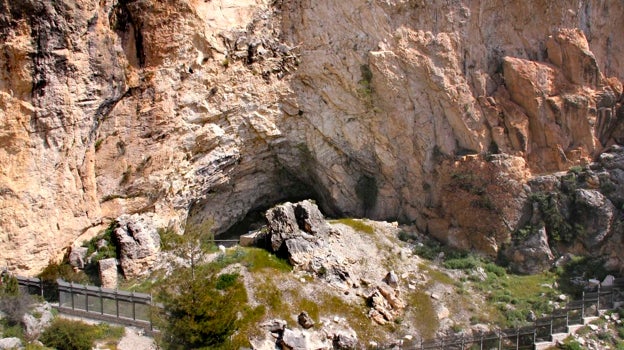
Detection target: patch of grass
<box><xmin>216</xmin><ymin>273</ymin><xmax>239</xmax><ymax>290</ymax></box>
<box><xmin>255</xmin><ymin>278</ymin><xmax>283</xmax><ymax>314</ymax></box>
<box><xmin>239</xmin><ymin>247</ymin><xmax>292</xmax><ymax>273</ymax></box>
<box><xmin>417</xmin><ymin>263</ymin><xmax>455</xmax><ymax>286</ymax></box>
<box><xmin>443</xmin><ymin>255</ymin><xmax>480</xmax><ymax>270</ymax></box>
<box><xmin>331</xmin><ymin>218</ymin><xmax>375</xmax><ymax>235</ymax></box>
<box><xmin>317</xmin><ymin>292</ymin><xmax>379</xmax><ymax>343</ymax></box>
<box><xmin>405</xmin><ymin>290</ymin><xmax>438</xmax><ymax>339</ymax></box>
<box><xmin>298</xmin><ymin>298</ymin><xmax>320</xmax><ymax>323</ymax></box>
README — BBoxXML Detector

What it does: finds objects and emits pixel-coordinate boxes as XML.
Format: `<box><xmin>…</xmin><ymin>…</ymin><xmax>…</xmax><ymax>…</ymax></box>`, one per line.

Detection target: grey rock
<box><xmin>333</xmin><ymin>332</ymin><xmax>358</xmax><ymax>350</ymax></box>
<box><xmin>22</xmin><ymin>303</ymin><xmax>54</xmax><ymax>340</ymax></box>
<box><xmin>383</xmin><ymin>270</ymin><xmax>399</xmax><ymax>288</ymax></box>
<box><xmin>574</xmin><ymin>189</ymin><xmax>615</xmax><ymax>248</ymax></box>
<box><xmin>297</xmin><ymin>311</ymin><xmax>315</xmax><ymax>329</ymax></box>
<box><xmin>99</xmin><ymin>258</ymin><xmax>118</xmax><ymax>289</ymax></box>
<box><xmin>68</xmin><ymin>246</ymin><xmax>88</xmax><ymax>269</ymax></box>
<box><xmin>265</xmin><ymin>200</ymin><xmax>329</xmax><ymax>266</ymax></box>
<box><xmin>602</xmin><ymin>275</ymin><xmax>615</xmax><ymax>287</ymax></box>
<box><xmin>503</xmin><ymin>226</ymin><xmax>554</xmax><ymax>274</ymax></box>
<box><xmin>260</xmin><ymin>319</ymin><xmax>286</xmax><ymax>333</ymax></box>
<box><xmin>114</xmin><ymin>214</ymin><xmax>161</xmax><ymax>278</ymax></box>
<box><xmin>281</xmin><ymin>329</ymin><xmax>307</xmax><ymax>350</ymax></box>
<box><xmin>0</xmin><ymin>337</ymin><xmax>22</xmax><ymax>349</ymax></box>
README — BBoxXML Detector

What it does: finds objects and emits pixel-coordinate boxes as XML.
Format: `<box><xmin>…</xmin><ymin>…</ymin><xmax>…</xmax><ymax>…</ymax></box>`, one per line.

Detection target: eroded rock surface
<box><xmin>114</xmin><ymin>214</ymin><xmax>160</xmax><ymax>278</ymax></box>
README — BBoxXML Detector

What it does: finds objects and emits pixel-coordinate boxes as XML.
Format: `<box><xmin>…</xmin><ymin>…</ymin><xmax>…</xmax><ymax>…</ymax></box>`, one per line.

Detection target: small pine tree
<box><xmin>1</xmin><ymin>273</ymin><xmax>19</xmax><ymax>296</ymax></box>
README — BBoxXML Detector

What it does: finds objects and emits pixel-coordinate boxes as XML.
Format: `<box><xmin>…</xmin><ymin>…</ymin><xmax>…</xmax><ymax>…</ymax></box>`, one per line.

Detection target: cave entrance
<box><xmin>217</xmin><ymin>193</ymin><xmax>323</xmax><ymax>247</ymax></box>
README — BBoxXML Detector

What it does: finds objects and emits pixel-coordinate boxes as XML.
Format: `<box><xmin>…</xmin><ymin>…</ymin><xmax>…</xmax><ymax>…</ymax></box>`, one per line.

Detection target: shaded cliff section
<box><xmin>1</xmin><ymin>0</ymin><xmax>624</xmax><ymax>274</ymax></box>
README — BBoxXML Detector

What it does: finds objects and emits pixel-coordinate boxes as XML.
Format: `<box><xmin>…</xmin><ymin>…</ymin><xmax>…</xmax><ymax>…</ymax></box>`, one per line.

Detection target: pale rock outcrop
<box><xmin>265</xmin><ymin>200</ymin><xmax>331</xmax><ymax>266</ymax></box>
<box><xmin>98</xmin><ymin>257</ymin><xmax>118</xmax><ymax>289</ymax></box>
<box><xmin>114</xmin><ymin>214</ymin><xmax>160</xmax><ymax>278</ymax></box>
<box><xmin>0</xmin><ymin>338</ymin><xmax>22</xmax><ymax>350</ymax></box>
<box><xmin>22</xmin><ymin>303</ymin><xmax>53</xmax><ymax>340</ymax></box>
<box><xmin>68</xmin><ymin>246</ymin><xmax>88</xmax><ymax>269</ymax></box>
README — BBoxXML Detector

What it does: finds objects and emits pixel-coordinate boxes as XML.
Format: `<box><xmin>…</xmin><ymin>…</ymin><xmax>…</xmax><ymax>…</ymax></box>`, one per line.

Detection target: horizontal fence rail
<box><xmin>57</xmin><ymin>280</ymin><xmax>153</xmax><ymax>331</ymax></box>
<box><xmin>6</xmin><ymin>271</ymin><xmax>157</xmax><ymax>333</ymax></box>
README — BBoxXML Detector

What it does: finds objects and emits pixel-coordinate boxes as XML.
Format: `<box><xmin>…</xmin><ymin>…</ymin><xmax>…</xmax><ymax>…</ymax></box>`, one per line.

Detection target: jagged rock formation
<box><xmin>1</xmin><ymin>0</ymin><xmax>624</xmax><ymax>273</ymax></box>
<box><xmin>114</xmin><ymin>213</ymin><xmax>160</xmax><ymax>278</ymax></box>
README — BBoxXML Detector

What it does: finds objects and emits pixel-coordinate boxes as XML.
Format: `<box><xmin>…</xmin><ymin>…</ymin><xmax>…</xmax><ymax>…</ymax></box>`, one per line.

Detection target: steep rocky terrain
<box><xmin>1</xmin><ymin>0</ymin><xmax>624</xmax><ymax>274</ymax></box>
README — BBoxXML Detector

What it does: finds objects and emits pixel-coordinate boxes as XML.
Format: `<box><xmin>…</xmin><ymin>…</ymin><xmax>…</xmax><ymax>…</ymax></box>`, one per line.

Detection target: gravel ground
<box><xmin>115</xmin><ymin>327</ymin><xmax>156</xmax><ymax>350</ymax></box>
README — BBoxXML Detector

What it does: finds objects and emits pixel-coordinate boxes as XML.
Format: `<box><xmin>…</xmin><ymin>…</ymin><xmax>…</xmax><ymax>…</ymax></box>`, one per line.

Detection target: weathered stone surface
<box><xmin>114</xmin><ymin>214</ymin><xmax>160</xmax><ymax>278</ymax></box>
<box><xmin>265</xmin><ymin>200</ymin><xmax>329</xmax><ymax>266</ymax></box>
<box><xmin>22</xmin><ymin>303</ymin><xmax>53</xmax><ymax>340</ymax></box>
<box><xmin>297</xmin><ymin>311</ymin><xmax>315</xmax><ymax>329</ymax></box>
<box><xmin>281</xmin><ymin>328</ymin><xmax>328</xmax><ymax>350</ymax></box>
<box><xmin>333</xmin><ymin>332</ymin><xmax>358</xmax><ymax>350</ymax></box>
<box><xmin>98</xmin><ymin>258</ymin><xmax>118</xmax><ymax>289</ymax></box>
<box><xmin>68</xmin><ymin>246</ymin><xmax>88</xmax><ymax>269</ymax></box>
<box><xmin>260</xmin><ymin>319</ymin><xmax>287</xmax><ymax>333</ymax></box>
<box><xmin>504</xmin><ymin>226</ymin><xmax>555</xmax><ymax>275</ymax></box>
<box><xmin>0</xmin><ymin>337</ymin><xmax>22</xmax><ymax>350</ymax></box>
<box><xmin>383</xmin><ymin>271</ymin><xmax>399</xmax><ymax>288</ymax></box>
<box><xmin>574</xmin><ymin>189</ymin><xmax>615</xmax><ymax>248</ymax></box>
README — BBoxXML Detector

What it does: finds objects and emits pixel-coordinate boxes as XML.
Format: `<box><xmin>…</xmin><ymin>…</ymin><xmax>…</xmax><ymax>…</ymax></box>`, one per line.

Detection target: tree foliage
<box><xmin>159</xmin><ymin>221</ymin><xmax>214</xmax><ymax>280</ymax></box>
<box><xmin>156</xmin><ymin>268</ymin><xmax>246</xmax><ymax>349</ymax></box>
<box><xmin>0</xmin><ymin>273</ymin><xmax>33</xmax><ymax>326</ymax></box>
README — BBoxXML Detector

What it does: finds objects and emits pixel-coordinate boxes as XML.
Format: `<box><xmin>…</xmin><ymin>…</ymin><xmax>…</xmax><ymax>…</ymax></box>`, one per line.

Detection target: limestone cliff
<box><xmin>1</xmin><ymin>0</ymin><xmax>623</xmax><ymax>274</ymax></box>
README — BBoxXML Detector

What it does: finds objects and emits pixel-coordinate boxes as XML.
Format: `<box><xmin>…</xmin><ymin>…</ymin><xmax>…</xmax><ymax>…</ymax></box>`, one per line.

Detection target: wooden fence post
<box><xmin>115</xmin><ymin>289</ymin><xmax>119</xmax><ymax>318</ymax></box>
<box><xmin>581</xmin><ymin>291</ymin><xmax>585</xmax><ymax>319</ymax></box>
<box><xmin>70</xmin><ymin>282</ymin><xmax>75</xmax><ymax>310</ymax></box>
<box><xmin>132</xmin><ymin>292</ymin><xmax>136</xmax><ymax>321</ymax></box>
<box><xmin>597</xmin><ymin>284</ymin><xmax>601</xmax><ymax>316</ymax></box>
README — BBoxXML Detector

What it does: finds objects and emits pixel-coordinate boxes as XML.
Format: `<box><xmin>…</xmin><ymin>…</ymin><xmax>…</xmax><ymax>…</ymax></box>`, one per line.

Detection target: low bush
<box><xmin>40</xmin><ymin>319</ymin><xmax>98</xmax><ymax>350</ymax></box>
<box><xmin>443</xmin><ymin>255</ymin><xmax>480</xmax><ymax>270</ymax></box>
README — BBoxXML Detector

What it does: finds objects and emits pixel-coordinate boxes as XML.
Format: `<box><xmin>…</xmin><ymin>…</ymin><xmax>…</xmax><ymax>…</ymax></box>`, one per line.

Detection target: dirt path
<box><xmin>115</xmin><ymin>327</ymin><xmax>156</xmax><ymax>350</ymax></box>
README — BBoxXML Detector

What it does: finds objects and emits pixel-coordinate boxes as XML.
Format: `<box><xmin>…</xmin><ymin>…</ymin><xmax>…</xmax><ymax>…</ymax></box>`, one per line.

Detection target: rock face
<box><xmin>1</xmin><ymin>0</ymin><xmax>624</xmax><ymax>273</ymax></box>
<box><xmin>98</xmin><ymin>257</ymin><xmax>118</xmax><ymax>288</ymax></box>
<box><xmin>264</xmin><ymin>200</ymin><xmax>331</xmax><ymax>265</ymax></box>
<box><xmin>114</xmin><ymin>214</ymin><xmax>160</xmax><ymax>278</ymax></box>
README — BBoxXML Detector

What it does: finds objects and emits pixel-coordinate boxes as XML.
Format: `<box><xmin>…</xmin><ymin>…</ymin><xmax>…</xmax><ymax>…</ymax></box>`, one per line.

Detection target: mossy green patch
<box><xmin>330</xmin><ymin>218</ymin><xmax>375</xmax><ymax>235</ymax></box>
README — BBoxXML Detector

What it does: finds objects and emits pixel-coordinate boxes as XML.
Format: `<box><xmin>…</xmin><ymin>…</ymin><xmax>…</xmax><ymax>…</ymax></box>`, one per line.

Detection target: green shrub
<box><xmin>443</xmin><ymin>255</ymin><xmax>480</xmax><ymax>270</ymax></box>
<box><xmin>413</xmin><ymin>242</ymin><xmax>442</xmax><ymax>260</ymax></box>
<box><xmin>40</xmin><ymin>319</ymin><xmax>98</xmax><ymax>350</ymax></box>
<box><xmin>560</xmin><ymin>339</ymin><xmax>583</xmax><ymax>350</ymax></box>
<box><xmin>484</xmin><ymin>263</ymin><xmax>506</xmax><ymax>277</ymax></box>
<box><xmin>157</xmin><ymin>269</ymin><xmax>247</xmax><ymax>349</ymax></box>
<box><xmin>1</xmin><ymin>274</ymin><xmax>19</xmax><ymax>296</ymax></box>
<box><xmin>216</xmin><ymin>273</ymin><xmax>239</xmax><ymax>290</ymax></box>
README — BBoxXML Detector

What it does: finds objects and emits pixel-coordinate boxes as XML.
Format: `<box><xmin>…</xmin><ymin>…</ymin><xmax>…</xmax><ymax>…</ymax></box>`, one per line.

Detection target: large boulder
<box><xmin>114</xmin><ymin>214</ymin><xmax>161</xmax><ymax>278</ymax></box>
<box><xmin>503</xmin><ymin>226</ymin><xmax>555</xmax><ymax>274</ymax></box>
<box><xmin>98</xmin><ymin>258</ymin><xmax>118</xmax><ymax>288</ymax></box>
<box><xmin>265</xmin><ymin>200</ymin><xmax>331</xmax><ymax>265</ymax></box>
<box><xmin>0</xmin><ymin>338</ymin><xmax>22</xmax><ymax>350</ymax></box>
<box><xmin>68</xmin><ymin>246</ymin><xmax>88</xmax><ymax>269</ymax></box>
<box><xmin>22</xmin><ymin>303</ymin><xmax>53</xmax><ymax>340</ymax></box>
<box><xmin>574</xmin><ymin>189</ymin><xmax>616</xmax><ymax>249</ymax></box>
